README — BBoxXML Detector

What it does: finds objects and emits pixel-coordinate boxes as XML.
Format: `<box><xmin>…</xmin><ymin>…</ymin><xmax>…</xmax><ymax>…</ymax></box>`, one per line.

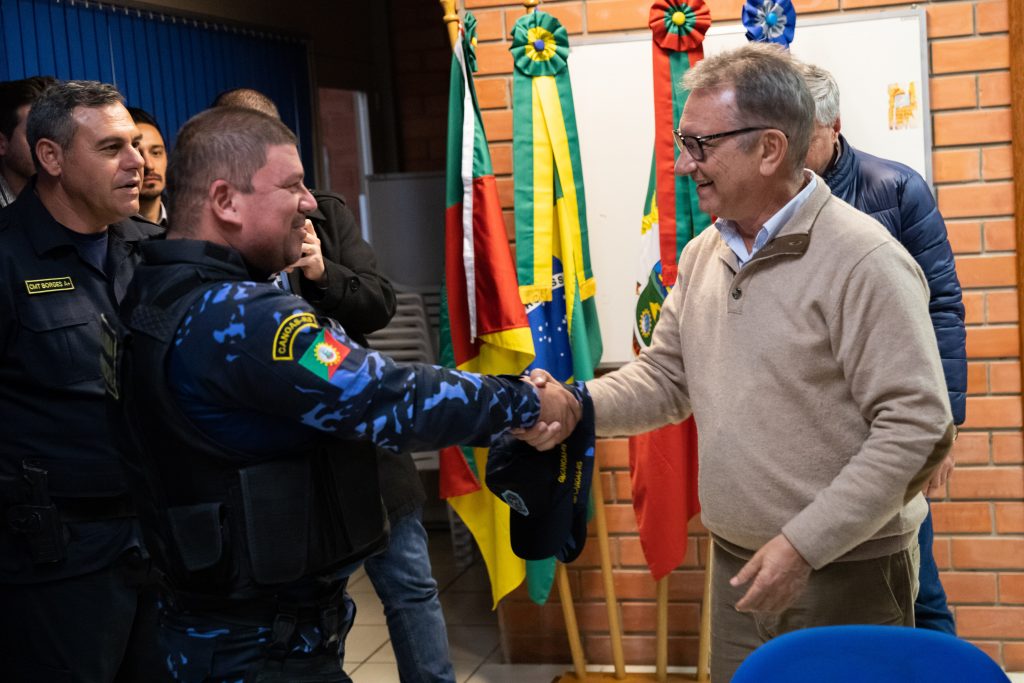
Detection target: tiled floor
<box><xmin>345</xmin><ymin>529</ymin><xmax>568</xmax><ymax>683</ymax></box>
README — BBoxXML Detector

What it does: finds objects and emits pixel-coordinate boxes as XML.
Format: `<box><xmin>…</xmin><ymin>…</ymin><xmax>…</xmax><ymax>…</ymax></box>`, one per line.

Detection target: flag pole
<box><xmin>696</xmin><ymin>546</ymin><xmax>712</xmax><ymax>682</ymax></box>
<box><xmin>557</xmin><ymin>562</ymin><xmax>588</xmax><ymax>679</ymax></box>
<box><xmin>439</xmin><ymin>0</ymin><xmax>459</xmax><ymax>49</ymax></box>
<box><xmin>592</xmin><ymin>461</ymin><xmax>627</xmax><ymax>679</ymax></box>
<box><xmin>524</xmin><ymin>0</ymin><xmax>541</xmax><ymax>12</ymax></box>
<box><xmin>655</xmin><ymin>577</ymin><xmax>668</xmax><ymax>682</ymax></box>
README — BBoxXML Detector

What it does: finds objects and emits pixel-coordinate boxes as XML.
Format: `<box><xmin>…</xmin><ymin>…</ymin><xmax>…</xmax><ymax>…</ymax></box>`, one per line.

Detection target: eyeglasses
<box><xmin>672</xmin><ymin>126</ymin><xmax>776</xmax><ymax>161</ymax></box>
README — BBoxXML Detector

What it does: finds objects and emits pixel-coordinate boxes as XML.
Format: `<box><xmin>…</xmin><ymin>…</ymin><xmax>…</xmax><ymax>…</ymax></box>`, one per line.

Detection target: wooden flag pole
<box><xmin>439</xmin><ymin>0</ymin><xmax>459</xmax><ymax>49</ymax></box>
<box><xmin>696</xmin><ymin>542</ymin><xmax>712</xmax><ymax>682</ymax></box>
<box><xmin>557</xmin><ymin>562</ymin><xmax>588</xmax><ymax>680</ymax></box>
<box><xmin>656</xmin><ymin>577</ymin><xmax>669</xmax><ymax>682</ymax></box>
<box><xmin>591</xmin><ymin>460</ymin><xmax>627</xmax><ymax>679</ymax></box>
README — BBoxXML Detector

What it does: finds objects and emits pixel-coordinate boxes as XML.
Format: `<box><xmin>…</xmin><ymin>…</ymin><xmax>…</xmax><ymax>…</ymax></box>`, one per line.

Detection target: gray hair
<box><xmin>26</xmin><ymin>80</ymin><xmax>124</xmax><ymax>171</ymax></box>
<box><xmin>798</xmin><ymin>62</ymin><xmax>841</xmax><ymax>126</ymax></box>
<box><xmin>682</xmin><ymin>43</ymin><xmax>814</xmax><ymax>173</ymax></box>
<box><xmin>166</xmin><ymin>106</ymin><xmax>296</xmax><ymax>232</ymax></box>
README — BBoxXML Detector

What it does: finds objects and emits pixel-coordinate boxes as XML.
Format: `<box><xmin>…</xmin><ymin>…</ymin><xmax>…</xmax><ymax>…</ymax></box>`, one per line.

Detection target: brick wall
<box><xmin>404</xmin><ymin>0</ymin><xmax>1022</xmax><ymax>668</ymax></box>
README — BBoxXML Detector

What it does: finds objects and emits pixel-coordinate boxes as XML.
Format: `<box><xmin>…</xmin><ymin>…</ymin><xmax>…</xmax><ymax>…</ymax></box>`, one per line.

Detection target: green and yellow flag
<box><xmin>509</xmin><ymin>10</ymin><xmax>601</xmax><ymax>604</ymax></box>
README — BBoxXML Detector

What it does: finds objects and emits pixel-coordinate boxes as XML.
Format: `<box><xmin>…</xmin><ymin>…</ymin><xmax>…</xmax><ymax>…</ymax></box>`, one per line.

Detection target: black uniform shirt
<box><xmin>0</xmin><ymin>186</ymin><xmax>163</xmax><ymax>583</ymax></box>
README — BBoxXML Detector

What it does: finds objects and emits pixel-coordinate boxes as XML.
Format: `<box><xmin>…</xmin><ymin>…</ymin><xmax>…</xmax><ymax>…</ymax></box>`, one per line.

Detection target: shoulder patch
<box><xmin>298</xmin><ymin>329</ymin><xmax>351</xmax><ymax>381</ymax></box>
<box><xmin>273</xmin><ymin>312</ymin><xmax>319</xmax><ymax>360</ymax></box>
<box><xmin>25</xmin><ymin>276</ymin><xmax>74</xmax><ymax>295</ymax></box>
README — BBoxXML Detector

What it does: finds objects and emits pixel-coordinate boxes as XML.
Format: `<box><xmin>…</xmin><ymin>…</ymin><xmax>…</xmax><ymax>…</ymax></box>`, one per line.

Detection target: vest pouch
<box><xmin>238</xmin><ymin>459</ymin><xmax>312</xmax><ymax>584</ymax></box>
<box><xmin>167</xmin><ymin>502</ymin><xmax>225</xmax><ymax>573</ymax></box>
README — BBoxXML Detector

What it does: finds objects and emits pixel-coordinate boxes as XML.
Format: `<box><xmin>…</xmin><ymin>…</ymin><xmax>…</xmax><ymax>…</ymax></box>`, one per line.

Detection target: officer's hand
<box><xmin>731</xmin><ymin>533</ymin><xmax>812</xmax><ymax>614</ymax></box>
<box><xmin>513</xmin><ymin>369</ymin><xmax>581</xmax><ymax>451</ymax></box>
<box><xmin>284</xmin><ymin>221</ymin><xmax>327</xmax><ymax>285</ymax></box>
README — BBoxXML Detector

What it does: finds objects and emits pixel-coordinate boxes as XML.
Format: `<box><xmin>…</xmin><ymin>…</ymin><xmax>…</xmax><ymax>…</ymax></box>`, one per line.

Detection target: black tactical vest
<box><xmin>105</xmin><ymin>241</ymin><xmax>388</xmax><ymax>601</ymax></box>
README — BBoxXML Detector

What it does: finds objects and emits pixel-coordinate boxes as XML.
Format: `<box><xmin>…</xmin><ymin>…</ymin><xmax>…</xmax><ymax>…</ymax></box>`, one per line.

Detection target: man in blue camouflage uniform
<box><xmin>107</xmin><ymin>105</ymin><xmax>580</xmax><ymax>682</ymax></box>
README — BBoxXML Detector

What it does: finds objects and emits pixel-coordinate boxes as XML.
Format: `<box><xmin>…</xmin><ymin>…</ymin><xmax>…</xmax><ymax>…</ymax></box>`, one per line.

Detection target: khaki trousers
<box><xmin>711</xmin><ymin>538</ymin><xmax>920</xmax><ymax>683</ymax></box>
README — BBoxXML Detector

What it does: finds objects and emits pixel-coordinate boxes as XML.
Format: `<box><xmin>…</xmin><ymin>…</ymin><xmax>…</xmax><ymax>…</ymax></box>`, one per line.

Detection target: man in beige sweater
<box><xmin>582</xmin><ymin>44</ymin><xmax>953</xmax><ymax>681</ymax></box>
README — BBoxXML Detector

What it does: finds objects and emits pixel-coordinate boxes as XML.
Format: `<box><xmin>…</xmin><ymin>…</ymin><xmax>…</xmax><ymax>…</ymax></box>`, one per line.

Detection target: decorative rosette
<box><xmin>462</xmin><ymin>11</ymin><xmax>479</xmax><ymax>72</ymax></box>
<box><xmin>649</xmin><ymin>0</ymin><xmax>712</xmax><ymax>53</ymax></box>
<box><xmin>742</xmin><ymin>0</ymin><xmax>796</xmax><ymax>47</ymax></box>
<box><xmin>509</xmin><ymin>10</ymin><xmax>569</xmax><ymax>77</ymax></box>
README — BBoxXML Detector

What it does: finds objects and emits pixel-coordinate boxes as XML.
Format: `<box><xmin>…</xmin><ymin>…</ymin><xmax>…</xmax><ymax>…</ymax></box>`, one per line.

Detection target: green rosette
<box><xmin>509</xmin><ymin>10</ymin><xmax>569</xmax><ymax>77</ymax></box>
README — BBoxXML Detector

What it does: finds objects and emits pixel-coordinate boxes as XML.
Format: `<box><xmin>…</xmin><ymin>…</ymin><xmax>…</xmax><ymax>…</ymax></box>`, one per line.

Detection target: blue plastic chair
<box><xmin>731</xmin><ymin>625</ymin><xmax>1010</xmax><ymax>683</ymax></box>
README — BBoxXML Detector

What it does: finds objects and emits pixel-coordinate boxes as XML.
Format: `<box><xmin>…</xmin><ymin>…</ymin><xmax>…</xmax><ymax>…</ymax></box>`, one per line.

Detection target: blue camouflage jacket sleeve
<box><xmin>895</xmin><ymin>172</ymin><xmax>967</xmax><ymax>424</ymax></box>
<box><xmin>170</xmin><ymin>281</ymin><xmax>541</xmax><ymax>452</ymax></box>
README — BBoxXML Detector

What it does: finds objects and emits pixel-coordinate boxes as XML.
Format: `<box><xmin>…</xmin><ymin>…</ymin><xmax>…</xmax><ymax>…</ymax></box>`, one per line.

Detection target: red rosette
<box><xmin>649</xmin><ymin>0</ymin><xmax>712</xmax><ymax>53</ymax></box>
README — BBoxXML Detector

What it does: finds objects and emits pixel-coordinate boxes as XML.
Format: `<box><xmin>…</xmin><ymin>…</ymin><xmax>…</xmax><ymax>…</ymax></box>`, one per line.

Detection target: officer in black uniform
<box><xmin>105</xmin><ymin>105</ymin><xmax>580</xmax><ymax>683</ymax></box>
<box><xmin>0</xmin><ymin>81</ymin><xmax>167</xmax><ymax>681</ymax></box>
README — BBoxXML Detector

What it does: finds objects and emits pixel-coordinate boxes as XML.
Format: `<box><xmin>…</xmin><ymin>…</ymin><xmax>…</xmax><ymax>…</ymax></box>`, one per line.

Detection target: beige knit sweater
<box><xmin>589</xmin><ymin>178</ymin><xmax>954</xmax><ymax>569</ymax></box>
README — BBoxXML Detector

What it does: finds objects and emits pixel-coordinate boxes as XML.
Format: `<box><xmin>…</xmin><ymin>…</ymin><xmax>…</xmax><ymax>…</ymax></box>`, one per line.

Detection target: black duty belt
<box><xmin>54</xmin><ymin>495</ymin><xmax>136</xmax><ymax>523</ymax></box>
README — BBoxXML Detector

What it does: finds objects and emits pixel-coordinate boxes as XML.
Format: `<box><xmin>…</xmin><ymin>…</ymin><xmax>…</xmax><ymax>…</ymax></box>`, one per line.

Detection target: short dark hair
<box><xmin>211</xmin><ymin>88</ymin><xmax>280</xmax><ymax>119</ymax></box>
<box><xmin>167</xmin><ymin>106</ymin><xmax>296</xmax><ymax>232</ymax></box>
<box><xmin>127</xmin><ymin>106</ymin><xmax>162</xmax><ymax>136</ymax></box>
<box><xmin>26</xmin><ymin>80</ymin><xmax>124</xmax><ymax>171</ymax></box>
<box><xmin>0</xmin><ymin>76</ymin><xmax>57</xmax><ymax>139</ymax></box>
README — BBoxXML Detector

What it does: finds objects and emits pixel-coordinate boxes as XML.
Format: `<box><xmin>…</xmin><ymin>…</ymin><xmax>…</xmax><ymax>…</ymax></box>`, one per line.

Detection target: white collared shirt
<box><xmin>715</xmin><ymin>172</ymin><xmax>818</xmax><ymax>267</ymax></box>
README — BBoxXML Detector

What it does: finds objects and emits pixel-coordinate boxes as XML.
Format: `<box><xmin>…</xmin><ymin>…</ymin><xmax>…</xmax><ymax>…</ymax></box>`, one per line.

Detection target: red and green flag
<box><xmin>439</xmin><ymin>12</ymin><xmax>537</xmax><ymax>608</ymax></box>
<box><xmin>509</xmin><ymin>10</ymin><xmax>602</xmax><ymax>604</ymax></box>
<box><xmin>629</xmin><ymin>0</ymin><xmax>712</xmax><ymax>582</ymax></box>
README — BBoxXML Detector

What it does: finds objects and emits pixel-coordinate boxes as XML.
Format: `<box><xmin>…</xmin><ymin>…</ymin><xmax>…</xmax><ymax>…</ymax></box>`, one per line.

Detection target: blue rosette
<box><xmin>742</xmin><ymin>0</ymin><xmax>796</xmax><ymax>47</ymax></box>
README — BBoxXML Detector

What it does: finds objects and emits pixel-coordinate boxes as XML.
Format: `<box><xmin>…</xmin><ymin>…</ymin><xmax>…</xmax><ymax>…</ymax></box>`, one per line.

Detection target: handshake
<box><xmin>512</xmin><ymin>368</ymin><xmax>583</xmax><ymax>451</ymax></box>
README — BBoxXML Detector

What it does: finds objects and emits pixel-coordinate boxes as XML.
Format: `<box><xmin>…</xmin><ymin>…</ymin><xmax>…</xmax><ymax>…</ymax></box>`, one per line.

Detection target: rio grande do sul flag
<box><xmin>630</xmin><ymin>0</ymin><xmax>712</xmax><ymax>582</ymax></box>
<box><xmin>439</xmin><ymin>12</ymin><xmax>536</xmax><ymax>608</ymax></box>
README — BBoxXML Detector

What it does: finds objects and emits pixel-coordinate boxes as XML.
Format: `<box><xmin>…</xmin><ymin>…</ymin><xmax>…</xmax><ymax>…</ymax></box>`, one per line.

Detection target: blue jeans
<box><xmin>915</xmin><ymin>502</ymin><xmax>956</xmax><ymax>634</ymax></box>
<box><xmin>363</xmin><ymin>508</ymin><xmax>455</xmax><ymax>683</ymax></box>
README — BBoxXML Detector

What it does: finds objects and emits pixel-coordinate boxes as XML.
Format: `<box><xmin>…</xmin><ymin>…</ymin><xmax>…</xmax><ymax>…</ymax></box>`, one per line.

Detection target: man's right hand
<box><xmin>513</xmin><ymin>368</ymin><xmax>582</xmax><ymax>451</ymax></box>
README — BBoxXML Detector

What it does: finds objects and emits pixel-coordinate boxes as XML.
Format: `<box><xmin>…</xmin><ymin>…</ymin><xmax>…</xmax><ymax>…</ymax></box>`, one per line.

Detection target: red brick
<box><xmin>954</xmin><ymin>254</ymin><xmax>1018</xmax><ymax>287</ymax></box>
<box><xmin>956</xmin><ymin>606</ymin><xmax>1024</xmax><ymax>638</ymax></box>
<box><xmin>792</xmin><ymin>0</ymin><xmax>839</xmax><ymax>13</ymax></box>
<box><xmin>976</xmin><ymin>0</ymin><xmax>1009</xmax><ymax>33</ymax></box>
<box><xmin>597</xmin><ymin>438</ymin><xmax>630</xmax><ymax>469</ymax></box>
<box><xmin>962</xmin><ymin>397</ymin><xmax>1023</xmax><ymax>430</ymax></box>
<box><xmin>585</xmin><ymin>633</ymin><xmax>699</xmax><ymax>667</ymax></box>
<box><xmin>475</xmin><ymin>76</ymin><xmax>510</xmax><ymax>109</ymax></box>
<box><xmin>951</xmin><ymin>537</ymin><xmax>1024</xmax><ymax>569</ymax></box>
<box><xmin>929</xmin><ymin>74</ymin><xmax>977</xmax><ymax>110</ymax></box>
<box><xmin>1000</xmin><ymin>574</ymin><xmax>1024</xmax><ymax>604</ymax></box>
<box><xmin>933</xmin><ymin>537</ymin><xmax>952</xmax><ymax>570</ymax></box>
<box><xmin>841</xmin><ymin>0</ymin><xmax>911</xmax><ymax>8</ymax></box>
<box><xmin>495</xmin><ymin>175</ymin><xmax>514</xmax><ymax>209</ymax></box>
<box><xmin>983</xmin><ymin>219</ymin><xmax>1016</xmax><ymax>250</ymax></box>
<box><xmin>987</xmin><ymin>291</ymin><xmax>1020</xmax><ymax>323</ymax></box>
<box><xmin>926</xmin><ymin>2</ymin><xmax>974</xmax><ymax>37</ymax></box>
<box><xmin>489</xmin><ymin>142</ymin><xmax>512</xmax><ymax>175</ymax></box>
<box><xmin>966</xmin><ymin>327</ymin><xmax>1020</xmax><ymax>359</ymax></box>
<box><xmin>480</xmin><ymin>109</ymin><xmax>512</xmax><ymax>141</ymax></box>
<box><xmin>705</xmin><ymin>0</ymin><xmax>743</xmax><ymax>20</ymax></box>
<box><xmin>473</xmin><ymin>41</ymin><xmax>512</xmax><ymax>76</ymax></box>
<box><xmin>619</xmin><ymin>535</ymin><xmax>699</xmax><ymax>569</ymax></box>
<box><xmin>995</xmin><ymin>502</ymin><xmax>1024</xmax><ymax>533</ymax></box>
<box><xmin>465</xmin><ymin>0</ymin><xmax>516</xmax><ymax>8</ymax></box>
<box><xmin>931</xmin><ymin>501</ymin><xmax>993</xmax><ymax>532</ymax></box>
<box><xmin>933</xmin><ymin>148</ymin><xmax>980</xmax><ymax>183</ymax></box>
<box><xmin>965</xmin><ymin>639</ymin><xmax>1003</xmax><ymax>664</ymax></box>
<box><xmin>471</xmin><ymin>9</ymin><xmax>505</xmax><ymax>41</ymax></box>
<box><xmin>992</xmin><ymin>433</ymin><xmax>1023</xmax><ymax>464</ymax></box>
<box><xmin>613</xmin><ymin>471</ymin><xmax>633</xmax><ymax>501</ymax></box>
<box><xmin>963</xmin><ymin>291</ymin><xmax>985</xmax><ymax>324</ymax></box>
<box><xmin>950</xmin><ymin>465</ymin><xmax>1024</xmax><ymax>499</ymax></box>
<box><xmin>982</xmin><ymin>145</ymin><xmax>1013</xmax><ymax>180</ymax></box>
<box><xmin>967</xmin><ymin>361</ymin><xmax>987</xmax><ymax>394</ymax></box>
<box><xmin>931</xmin><ymin>35</ymin><xmax>1010</xmax><ymax>74</ymax></box>
<box><xmin>1004</xmin><ymin>642</ymin><xmax>1024</xmax><ymax>671</ymax></box>
<box><xmin>512</xmin><ymin>2</ymin><xmax>585</xmax><ymax>35</ymax></box>
<box><xmin>938</xmin><ymin>183</ymin><xmax>1014</xmax><ymax>219</ymax></box>
<box><xmin>951</xmin><ymin>432</ymin><xmax>990</xmax><ymax>464</ymax></box>
<box><xmin>620</xmin><ymin>601</ymin><xmax>701</xmax><ymax>634</ymax></box>
<box><xmin>947</xmin><ymin>221</ymin><xmax>982</xmax><ymax>254</ymax></box>
<box><xmin>580</xmin><ymin>569</ymin><xmax>705</xmax><ymax>601</ymax></box>
<box><xmin>604</xmin><ymin>503</ymin><xmax>639</xmax><ymax>534</ymax></box>
<box><xmin>941</xmin><ymin>571</ymin><xmax>998</xmax><ymax>603</ymax></box>
<box><xmin>585</xmin><ymin>0</ymin><xmax>649</xmax><ymax>32</ymax></box>
<box><xmin>979</xmin><ymin>71</ymin><xmax>1011</xmax><ymax>107</ymax></box>
<box><xmin>989</xmin><ymin>359</ymin><xmax>1021</xmax><ymax>391</ymax></box>
<box><xmin>933</xmin><ymin>109</ymin><xmax>1012</xmax><ymax>146</ymax></box>
<box><xmin>500</xmin><ymin>601</ymin><xmax>571</xmax><ymax>634</ymax></box>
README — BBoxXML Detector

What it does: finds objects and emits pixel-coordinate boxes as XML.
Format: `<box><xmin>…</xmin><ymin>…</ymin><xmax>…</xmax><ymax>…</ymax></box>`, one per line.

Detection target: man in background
<box><xmin>800</xmin><ymin>62</ymin><xmax>966</xmax><ymax>635</ymax></box>
<box><xmin>0</xmin><ymin>80</ymin><xmax>166</xmax><ymax>681</ymax></box>
<box><xmin>128</xmin><ymin>106</ymin><xmax>168</xmax><ymax>226</ymax></box>
<box><xmin>0</xmin><ymin>76</ymin><xmax>56</xmax><ymax>207</ymax></box>
<box><xmin>214</xmin><ymin>87</ymin><xmax>456</xmax><ymax>682</ymax></box>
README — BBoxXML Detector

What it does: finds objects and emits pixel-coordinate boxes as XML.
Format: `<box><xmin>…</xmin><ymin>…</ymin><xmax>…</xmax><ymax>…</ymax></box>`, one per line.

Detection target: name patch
<box><xmin>25</xmin><ymin>276</ymin><xmax>74</xmax><ymax>295</ymax></box>
<box><xmin>272</xmin><ymin>312</ymin><xmax>318</xmax><ymax>360</ymax></box>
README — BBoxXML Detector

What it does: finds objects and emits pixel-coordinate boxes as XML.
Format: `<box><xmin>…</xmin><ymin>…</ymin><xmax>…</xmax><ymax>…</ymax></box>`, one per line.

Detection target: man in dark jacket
<box><xmin>0</xmin><ymin>80</ymin><xmax>167</xmax><ymax>681</ymax></box>
<box><xmin>801</xmin><ymin>62</ymin><xmax>966</xmax><ymax>635</ymax></box>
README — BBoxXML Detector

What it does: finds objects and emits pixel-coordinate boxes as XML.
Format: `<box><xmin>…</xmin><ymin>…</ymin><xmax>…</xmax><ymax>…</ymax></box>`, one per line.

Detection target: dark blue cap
<box><xmin>486</xmin><ymin>385</ymin><xmax>594</xmax><ymax>563</ymax></box>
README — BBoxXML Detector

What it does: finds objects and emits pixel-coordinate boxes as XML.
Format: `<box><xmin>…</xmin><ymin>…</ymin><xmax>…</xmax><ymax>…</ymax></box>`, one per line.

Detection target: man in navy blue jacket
<box><xmin>800</xmin><ymin>63</ymin><xmax>966</xmax><ymax>635</ymax></box>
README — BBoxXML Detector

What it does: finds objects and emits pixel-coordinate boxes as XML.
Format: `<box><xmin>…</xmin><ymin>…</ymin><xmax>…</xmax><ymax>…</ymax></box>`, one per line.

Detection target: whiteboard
<box><xmin>568</xmin><ymin>9</ymin><xmax>931</xmax><ymax>366</ymax></box>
